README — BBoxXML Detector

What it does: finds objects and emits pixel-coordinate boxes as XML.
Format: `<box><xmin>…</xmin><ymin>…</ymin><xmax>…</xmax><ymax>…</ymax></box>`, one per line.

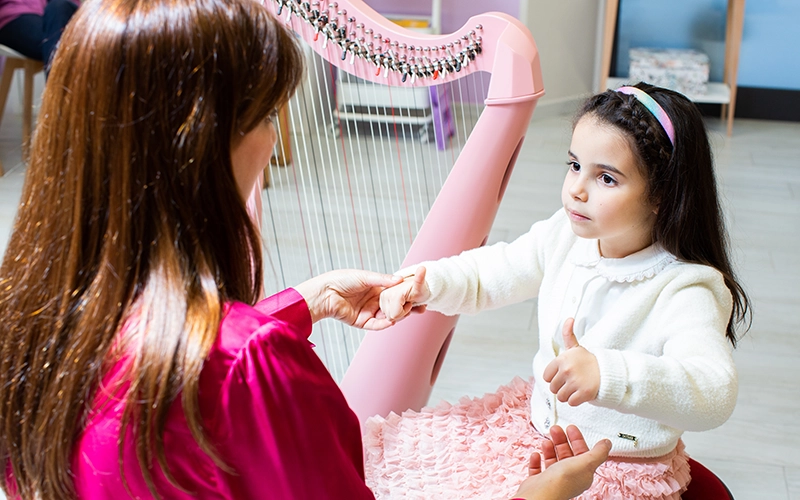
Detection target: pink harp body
<box><xmin>263</xmin><ymin>0</ymin><xmax>543</xmax><ymax>423</ymax></box>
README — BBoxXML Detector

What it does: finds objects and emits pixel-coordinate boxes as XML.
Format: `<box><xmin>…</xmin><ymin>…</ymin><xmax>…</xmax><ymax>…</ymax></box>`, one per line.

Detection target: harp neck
<box><xmin>268</xmin><ymin>0</ymin><xmax>543</xmax><ymax>100</ymax></box>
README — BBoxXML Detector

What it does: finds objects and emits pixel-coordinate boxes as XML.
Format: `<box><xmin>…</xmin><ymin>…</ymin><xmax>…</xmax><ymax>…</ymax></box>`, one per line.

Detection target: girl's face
<box><xmin>230</xmin><ymin>115</ymin><xmax>278</xmax><ymax>199</ymax></box>
<box><xmin>561</xmin><ymin>115</ymin><xmax>658</xmax><ymax>259</ymax></box>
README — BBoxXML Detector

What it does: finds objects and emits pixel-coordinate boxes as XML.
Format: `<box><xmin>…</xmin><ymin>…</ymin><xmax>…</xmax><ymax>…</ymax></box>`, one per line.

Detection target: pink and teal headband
<box><xmin>616</xmin><ymin>86</ymin><xmax>675</xmax><ymax>147</ymax></box>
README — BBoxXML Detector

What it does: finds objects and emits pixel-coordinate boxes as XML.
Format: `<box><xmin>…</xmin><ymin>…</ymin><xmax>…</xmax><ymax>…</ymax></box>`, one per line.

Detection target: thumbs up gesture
<box><xmin>542</xmin><ymin>318</ymin><xmax>601</xmax><ymax>407</ymax></box>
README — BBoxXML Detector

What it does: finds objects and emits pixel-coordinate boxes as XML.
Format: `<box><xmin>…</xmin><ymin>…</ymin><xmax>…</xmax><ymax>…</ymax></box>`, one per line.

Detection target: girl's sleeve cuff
<box><xmin>587</xmin><ymin>347</ymin><xmax>628</xmax><ymax>407</ymax></box>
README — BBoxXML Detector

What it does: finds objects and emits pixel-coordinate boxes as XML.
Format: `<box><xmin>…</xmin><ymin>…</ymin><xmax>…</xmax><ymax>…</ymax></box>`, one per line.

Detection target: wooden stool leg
<box><xmin>598</xmin><ymin>0</ymin><xmax>620</xmax><ymax>92</ymax></box>
<box><xmin>22</xmin><ymin>60</ymin><xmax>44</xmax><ymax>162</ymax></box>
<box><xmin>720</xmin><ymin>2</ymin><xmax>733</xmax><ymax>121</ymax></box>
<box><xmin>726</xmin><ymin>0</ymin><xmax>745</xmax><ymax>136</ymax></box>
<box><xmin>0</xmin><ymin>59</ymin><xmax>25</xmax><ymax>177</ymax></box>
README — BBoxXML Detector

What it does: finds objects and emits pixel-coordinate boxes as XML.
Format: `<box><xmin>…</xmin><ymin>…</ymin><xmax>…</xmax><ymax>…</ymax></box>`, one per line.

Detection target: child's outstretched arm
<box><xmin>379</xmin><ymin>266</ymin><xmax>430</xmax><ymax>323</ymax></box>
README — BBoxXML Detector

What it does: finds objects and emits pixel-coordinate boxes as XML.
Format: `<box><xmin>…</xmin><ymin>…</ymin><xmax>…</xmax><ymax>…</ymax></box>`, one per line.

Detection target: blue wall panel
<box><xmin>615</xmin><ymin>0</ymin><xmax>800</xmax><ymax>91</ymax></box>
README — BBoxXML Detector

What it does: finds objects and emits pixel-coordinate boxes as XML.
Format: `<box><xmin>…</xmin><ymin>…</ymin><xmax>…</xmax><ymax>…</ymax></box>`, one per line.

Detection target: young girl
<box><xmin>375</xmin><ymin>83</ymin><xmax>750</xmax><ymax>499</ymax></box>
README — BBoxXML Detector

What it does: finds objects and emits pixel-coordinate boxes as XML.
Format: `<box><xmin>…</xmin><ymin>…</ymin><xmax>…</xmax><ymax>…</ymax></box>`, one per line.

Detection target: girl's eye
<box><xmin>600</xmin><ymin>173</ymin><xmax>617</xmax><ymax>186</ymax></box>
<box><xmin>566</xmin><ymin>161</ymin><xmax>580</xmax><ymax>172</ymax></box>
<box><xmin>266</xmin><ymin>108</ymin><xmax>279</xmax><ymax>125</ymax></box>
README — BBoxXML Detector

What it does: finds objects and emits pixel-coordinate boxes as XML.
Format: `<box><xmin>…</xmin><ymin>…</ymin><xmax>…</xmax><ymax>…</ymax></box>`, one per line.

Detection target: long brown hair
<box><xmin>575</xmin><ymin>82</ymin><xmax>751</xmax><ymax>346</ymax></box>
<box><xmin>0</xmin><ymin>0</ymin><xmax>302</xmax><ymax>498</ymax></box>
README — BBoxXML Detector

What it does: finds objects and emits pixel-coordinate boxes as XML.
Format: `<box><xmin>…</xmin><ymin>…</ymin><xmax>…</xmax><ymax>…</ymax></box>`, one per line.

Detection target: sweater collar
<box><xmin>571</xmin><ymin>238</ymin><xmax>676</xmax><ymax>283</ymax></box>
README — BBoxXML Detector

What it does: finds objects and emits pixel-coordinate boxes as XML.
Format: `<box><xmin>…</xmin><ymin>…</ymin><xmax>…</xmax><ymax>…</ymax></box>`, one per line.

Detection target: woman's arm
<box><xmin>213</xmin><ymin>319</ymin><xmax>377</xmax><ymax>498</ymax></box>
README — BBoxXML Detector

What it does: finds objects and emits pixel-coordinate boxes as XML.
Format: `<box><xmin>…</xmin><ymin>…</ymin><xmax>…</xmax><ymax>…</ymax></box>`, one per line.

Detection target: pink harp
<box><xmin>262</xmin><ymin>0</ymin><xmax>543</xmax><ymax>423</ymax></box>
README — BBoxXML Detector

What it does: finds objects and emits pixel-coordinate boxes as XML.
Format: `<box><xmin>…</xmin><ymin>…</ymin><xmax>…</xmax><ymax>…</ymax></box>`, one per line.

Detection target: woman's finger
<box><xmin>550</xmin><ymin>424</ymin><xmax>577</xmax><ymax>460</ymax></box>
<box><xmin>527</xmin><ymin>452</ymin><xmax>542</xmax><ymax>476</ymax></box>
<box><xmin>565</xmin><ymin>425</ymin><xmax>591</xmax><ymax>455</ymax></box>
<box><xmin>541</xmin><ymin>439</ymin><xmax>557</xmax><ymax>469</ymax></box>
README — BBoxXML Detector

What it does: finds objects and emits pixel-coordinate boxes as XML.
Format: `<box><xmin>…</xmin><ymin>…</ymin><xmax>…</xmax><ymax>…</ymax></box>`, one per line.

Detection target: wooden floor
<box><xmin>2</xmin><ymin>110</ymin><xmax>798</xmax><ymax>499</ymax></box>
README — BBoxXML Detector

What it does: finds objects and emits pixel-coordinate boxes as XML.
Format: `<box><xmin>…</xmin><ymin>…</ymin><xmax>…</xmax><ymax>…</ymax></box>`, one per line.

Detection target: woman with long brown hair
<box><xmin>0</xmin><ymin>0</ymin><xmax>610</xmax><ymax>498</ymax></box>
<box><xmin>0</xmin><ymin>0</ymin><xmax>397</xmax><ymax>497</ymax></box>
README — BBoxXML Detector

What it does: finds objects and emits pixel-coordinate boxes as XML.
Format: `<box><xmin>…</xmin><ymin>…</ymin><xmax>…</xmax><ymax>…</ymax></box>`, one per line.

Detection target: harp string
<box><xmin>262</xmin><ymin>47</ymin><xmax>484</xmax><ymax>380</ymax></box>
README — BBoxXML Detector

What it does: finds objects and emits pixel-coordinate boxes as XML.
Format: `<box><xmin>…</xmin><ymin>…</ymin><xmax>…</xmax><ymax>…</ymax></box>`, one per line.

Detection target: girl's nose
<box><xmin>568</xmin><ymin>176</ymin><xmax>588</xmax><ymax>202</ymax></box>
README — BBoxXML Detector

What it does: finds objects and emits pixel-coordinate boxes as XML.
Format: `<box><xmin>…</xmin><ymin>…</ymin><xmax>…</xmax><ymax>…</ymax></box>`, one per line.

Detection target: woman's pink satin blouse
<box><xmin>69</xmin><ymin>288</ymin><xmax>375</xmax><ymax>499</ymax></box>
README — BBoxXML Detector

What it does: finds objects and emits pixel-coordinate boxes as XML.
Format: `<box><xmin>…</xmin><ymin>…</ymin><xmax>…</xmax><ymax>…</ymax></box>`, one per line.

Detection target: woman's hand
<box><xmin>543</xmin><ymin>318</ymin><xmax>601</xmax><ymax>406</ymax></box>
<box><xmin>294</xmin><ymin>270</ymin><xmax>403</xmax><ymax>330</ymax></box>
<box><xmin>511</xmin><ymin>425</ymin><xmax>611</xmax><ymax>500</ymax></box>
<box><xmin>378</xmin><ymin>266</ymin><xmax>430</xmax><ymax>323</ymax></box>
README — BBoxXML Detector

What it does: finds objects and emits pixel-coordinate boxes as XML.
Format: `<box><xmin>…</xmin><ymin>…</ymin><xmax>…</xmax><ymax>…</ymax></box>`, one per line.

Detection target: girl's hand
<box><xmin>511</xmin><ymin>425</ymin><xmax>611</xmax><ymax>500</ymax></box>
<box><xmin>378</xmin><ymin>266</ymin><xmax>430</xmax><ymax>323</ymax></box>
<box><xmin>294</xmin><ymin>270</ymin><xmax>403</xmax><ymax>330</ymax></box>
<box><xmin>543</xmin><ymin>318</ymin><xmax>600</xmax><ymax>406</ymax></box>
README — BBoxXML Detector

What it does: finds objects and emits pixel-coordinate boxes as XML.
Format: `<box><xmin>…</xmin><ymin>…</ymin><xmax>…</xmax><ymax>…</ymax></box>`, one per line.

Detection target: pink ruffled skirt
<box><xmin>363</xmin><ymin>377</ymin><xmax>690</xmax><ymax>500</ymax></box>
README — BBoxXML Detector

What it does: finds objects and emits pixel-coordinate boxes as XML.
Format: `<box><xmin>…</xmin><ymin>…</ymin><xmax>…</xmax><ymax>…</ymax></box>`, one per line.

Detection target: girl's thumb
<box><xmin>562</xmin><ymin>317</ymin><xmax>580</xmax><ymax>349</ymax></box>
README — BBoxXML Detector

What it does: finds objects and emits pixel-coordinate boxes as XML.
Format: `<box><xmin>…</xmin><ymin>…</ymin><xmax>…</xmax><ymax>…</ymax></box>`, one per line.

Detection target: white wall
<box><xmin>522</xmin><ymin>0</ymin><xmax>601</xmax><ymax>116</ymax></box>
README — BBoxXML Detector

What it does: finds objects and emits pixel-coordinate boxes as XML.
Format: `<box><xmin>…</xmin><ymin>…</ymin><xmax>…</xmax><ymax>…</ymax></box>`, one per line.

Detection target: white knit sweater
<box><xmin>417</xmin><ymin>209</ymin><xmax>737</xmax><ymax>458</ymax></box>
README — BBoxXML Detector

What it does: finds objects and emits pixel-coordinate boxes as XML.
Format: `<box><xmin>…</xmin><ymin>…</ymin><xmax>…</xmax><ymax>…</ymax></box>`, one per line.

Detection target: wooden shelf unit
<box><xmin>597</xmin><ymin>0</ymin><xmax>746</xmax><ymax>136</ymax></box>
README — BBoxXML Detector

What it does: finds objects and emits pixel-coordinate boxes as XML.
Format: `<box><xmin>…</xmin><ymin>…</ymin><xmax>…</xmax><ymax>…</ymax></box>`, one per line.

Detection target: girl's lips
<box><xmin>567</xmin><ymin>209</ymin><xmax>590</xmax><ymax>221</ymax></box>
